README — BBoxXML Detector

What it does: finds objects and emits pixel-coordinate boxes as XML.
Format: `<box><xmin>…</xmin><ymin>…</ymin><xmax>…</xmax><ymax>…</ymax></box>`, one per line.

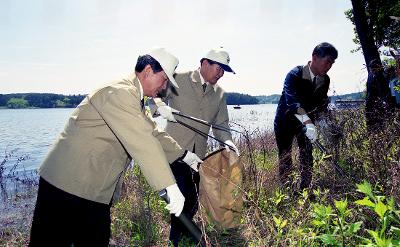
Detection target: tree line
<box><xmin>0</xmin><ymin>92</ymin><xmax>369</xmax><ymax>109</ymax></box>
<box><xmin>0</xmin><ymin>92</ymin><xmax>261</xmax><ymax>109</ymax></box>
<box><xmin>226</xmin><ymin>92</ymin><xmax>259</xmax><ymax>105</ymax></box>
<box><xmin>0</xmin><ymin>93</ymin><xmax>86</xmax><ymax>109</ymax></box>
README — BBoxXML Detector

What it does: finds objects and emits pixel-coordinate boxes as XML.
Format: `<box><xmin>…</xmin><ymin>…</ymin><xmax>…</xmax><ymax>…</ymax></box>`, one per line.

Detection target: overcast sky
<box><xmin>0</xmin><ymin>0</ymin><xmax>369</xmax><ymax>96</ymax></box>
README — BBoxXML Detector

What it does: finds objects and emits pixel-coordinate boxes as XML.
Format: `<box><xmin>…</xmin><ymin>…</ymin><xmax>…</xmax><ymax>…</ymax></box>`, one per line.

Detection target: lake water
<box><xmin>0</xmin><ymin>104</ymin><xmax>277</xmax><ymax>172</ymax></box>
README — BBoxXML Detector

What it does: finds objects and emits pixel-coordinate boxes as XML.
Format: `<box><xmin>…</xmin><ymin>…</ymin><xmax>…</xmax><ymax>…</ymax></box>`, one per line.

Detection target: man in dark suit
<box><xmin>274</xmin><ymin>42</ymin><xmax>338</xmax><ymax>191</ymax></box>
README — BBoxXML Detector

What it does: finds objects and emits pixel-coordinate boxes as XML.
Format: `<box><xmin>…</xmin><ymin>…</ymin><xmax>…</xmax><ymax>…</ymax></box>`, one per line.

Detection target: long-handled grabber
<box><xmin>172</xmin><ymin>111</ymin><xmax>242</xmax><ymax>134</ymax></box>
<box><xmin>313</xmin><ymin>140</ymin><xmax>345</xmax><ymax>177</ymax></box>
<box><xmin>159</xmin><ymin>189</ymin><xmax>207</xmax><ymax>247</ymax></box>
<box><xmin>302</xmin><ymin>126</ymin><xmax>345</xmax><ymax>177</ymax></box>
<box><xmin>174</xmin><ymin>118</ymin><xmax>237</xmax><ymax>152</ymax></box>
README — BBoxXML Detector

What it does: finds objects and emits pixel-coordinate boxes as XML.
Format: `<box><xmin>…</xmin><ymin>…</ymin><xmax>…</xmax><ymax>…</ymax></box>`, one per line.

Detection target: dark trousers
<box><xmin>29</xmin><ymin>177</ymin><xmax>111</xmax><ymax>247</ymax></box>
<box><xmin>274</xmin><ymin>122</ymin><xmax>313</xmax><ymax>189</ymax></box>
<box><xmin>169</xmin><ymin>160</ymin><xmax>200</xmax><ymax>247</ymax></box>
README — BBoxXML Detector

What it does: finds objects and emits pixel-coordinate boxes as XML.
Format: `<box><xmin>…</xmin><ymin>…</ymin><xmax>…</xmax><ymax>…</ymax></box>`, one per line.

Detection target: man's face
<box><xmin>142</xmin><ymin>65</ymin><xmax>169</xmax><ymax>97</ymax></box>
<box><xmin>311</xmin><ymin>55</ymin><xmax>335</xmax><ymax>76</ymax></box>
<box><xmin>201</xmin><ymin>60</ymin><xmax>225</xmax><ymax>85</ymax></box>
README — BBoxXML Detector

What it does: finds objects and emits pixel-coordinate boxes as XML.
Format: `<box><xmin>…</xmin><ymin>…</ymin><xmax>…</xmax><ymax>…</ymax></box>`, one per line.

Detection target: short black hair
<box><xmin>135</xmin><ymin>55</ymin><xmax>163</xmax><ymax>73</ymax></box>
<box><xmin>312</xmin><ymin>42</ymin><xmax>338</xmax><ymax>60</ymax></box>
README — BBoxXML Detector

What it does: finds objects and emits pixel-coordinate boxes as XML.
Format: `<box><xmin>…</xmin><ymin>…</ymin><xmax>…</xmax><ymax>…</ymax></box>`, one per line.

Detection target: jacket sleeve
<box><xmin>90</xmin><ymin>86</ymin><xmax>176</xmax><ymax>191</ymax></box>
<box><xmin>151</xmin><ymin>125</ymin><xmax>185</xmax><ymax>163</ymax></box>
<box><xmin>146</xmin><ymin>97</ymin><xmax>185</xmax><ymax>162</ymax></box>
<box><xmin>213</xmin><ymin>93</ymin><xmax>233</xmax><ymax>142</ymax></box>
<box><xmin>283</xmin><ymin>69</ymin><xmax>302</xmax><ymax>114</ymax></box>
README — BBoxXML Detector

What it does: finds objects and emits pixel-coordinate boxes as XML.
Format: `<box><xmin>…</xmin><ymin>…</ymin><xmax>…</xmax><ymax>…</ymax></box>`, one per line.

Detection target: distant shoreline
<box><xmin>0</xmin><ymin>92</ymin><xmax>365</xmax><ymax>109</ymax></box>
<box><xmin>0</xmin><ymin>104</ymin><xmax>279</xmax><ymax>110</ymax></box>
<box><xmin>0</xmin><ymin>106</ymin><xmax>75</xmax><ymax>109</ymax></box>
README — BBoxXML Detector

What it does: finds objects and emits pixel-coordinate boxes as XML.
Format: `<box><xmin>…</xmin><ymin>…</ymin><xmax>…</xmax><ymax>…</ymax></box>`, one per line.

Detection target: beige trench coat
<box><xmin>40</xmin><ymin>75</ymin><xmax>184</xmax><ymax>204</ymax></box>
<box><xmin>159</xmin><ymin>70</ymin><xmax>233</xmax><ymax>159</ymax></box>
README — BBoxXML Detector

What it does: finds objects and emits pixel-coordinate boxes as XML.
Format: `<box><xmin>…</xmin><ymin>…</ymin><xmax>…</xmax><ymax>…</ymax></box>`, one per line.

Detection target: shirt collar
<box><xmin>307</xmin><ymin>62</ymin><xmax>316</xmax><ymax>82</ymax></box>
<box><xmin>137</xmin><ymin>77</ymin><xmax>144</xmax><ymax>100</ymax></box>
<box><xmin>196</xmin><ymin>69</ymin><xmax>218</xmax><ymax>92</ymax></box>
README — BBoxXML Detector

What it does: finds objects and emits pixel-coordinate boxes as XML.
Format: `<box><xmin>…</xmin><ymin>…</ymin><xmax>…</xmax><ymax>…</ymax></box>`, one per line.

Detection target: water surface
<box><xmin>0</xmin><ymin>104</ymin><xmax>277</xmax><ymax>171</ymax></box>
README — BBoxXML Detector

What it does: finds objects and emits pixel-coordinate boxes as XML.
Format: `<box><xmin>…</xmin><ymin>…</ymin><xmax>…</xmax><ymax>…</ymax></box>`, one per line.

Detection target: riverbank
<box><xmin>0</xmin><ymin>176</ymin><xmax>37</xmax><ymax>246</ymax></box>
<box><xmin>1</xmin><ymin>107</ymin><xmax>399</xmax><ymax>246</ymax></box>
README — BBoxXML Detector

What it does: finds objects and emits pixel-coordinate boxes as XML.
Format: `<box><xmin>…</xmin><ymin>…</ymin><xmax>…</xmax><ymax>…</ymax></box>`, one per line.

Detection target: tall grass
<box><xmin>112</xmin><ymin>107</ymin><xmax>400</xmax><ymax>246</ymax></box>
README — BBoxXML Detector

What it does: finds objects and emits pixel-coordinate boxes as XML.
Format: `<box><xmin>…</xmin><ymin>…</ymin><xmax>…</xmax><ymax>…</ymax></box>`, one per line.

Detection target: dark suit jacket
<box><xmin>275</xmin><ymin>64</ymin><xmax>330</xmax><ymax>129</ymax></box>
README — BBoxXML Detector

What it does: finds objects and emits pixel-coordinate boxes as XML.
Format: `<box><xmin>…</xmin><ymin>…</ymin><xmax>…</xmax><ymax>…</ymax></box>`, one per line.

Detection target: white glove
<box><xmin>165</xmin><ymin>183</ymin><xmax>185</xmax><ymax>217</ymax></box>
<box><xmin>157</xmin><ymin>105</ymin><xmax>179</xmax><ymax>122</ymax></box>
<box><xmin>182</xmin><ymin>151</ymin><xmax>203</xmax><ymax>172</ymax></box>
<box><xmin>304</xmin><ymin>123</ymin><xmax>317</xmax><ymax>143</ymax></box>
<box><xmin>294</xmin><ymin>114</ymin><xmax>311</xmax><ymax>124</ymax></box>
<box><xmin>327</xmin><ymin>103</ymin><xmax>337</xmax><ymax>111</ymax></box>
<box><xmin>224</xmin><ymin>140</ymin><xmax>240</xmax><ymax>156</ymax></box>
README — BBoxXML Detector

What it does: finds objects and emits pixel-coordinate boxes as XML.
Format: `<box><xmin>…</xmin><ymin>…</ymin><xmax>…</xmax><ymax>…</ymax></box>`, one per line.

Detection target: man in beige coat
<box><xmin>28</xmin><ymin>48</ymin><xmax>202</xmax><ymax>247</ymax></box>
<box><xmin>153</xmin><ymin>47</ymin><xmax>240</xmax><ymax>246</ymax></box>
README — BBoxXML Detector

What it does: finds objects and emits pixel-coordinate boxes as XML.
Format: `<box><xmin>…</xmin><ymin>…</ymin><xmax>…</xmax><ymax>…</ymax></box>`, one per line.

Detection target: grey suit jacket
<box><xmin>40</xmin><ymin>75</ymin><xmax>184</xmax><ymax>204</ymax></box>
<box><xmin>158</xmin><ymin>70</ymin><xmax>232</xmax><ymax>159</ymax></box>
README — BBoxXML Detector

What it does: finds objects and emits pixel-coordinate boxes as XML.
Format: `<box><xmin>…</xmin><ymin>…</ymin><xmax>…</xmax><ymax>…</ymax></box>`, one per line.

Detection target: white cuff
<box><xmin>294</xmin><ymin>114</ymin><xmax>311</xmax><ymax>124</ymax></box>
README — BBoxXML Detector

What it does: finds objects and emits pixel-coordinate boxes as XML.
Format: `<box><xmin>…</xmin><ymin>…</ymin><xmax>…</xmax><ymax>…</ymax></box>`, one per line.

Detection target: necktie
<box><xmin>202</xmin><ymin>83</ymin><xmax>207</xmax><ymax>92</ymax></box>
<box><xmin>140</xmin><ymin>99</ymin><xmax>145</xmax><ymax>109</ymax></box>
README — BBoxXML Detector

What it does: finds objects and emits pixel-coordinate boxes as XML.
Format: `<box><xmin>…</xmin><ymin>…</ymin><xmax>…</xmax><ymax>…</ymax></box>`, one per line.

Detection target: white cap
<box><xmin>147</xmin><ymin>47</ymin><xmax>179</xmax><ymax>88</ymax></box>
<box><xmin>204</xmin><ymin>47</ymin><xmax>235</xmax><ymax>74</ymax></box>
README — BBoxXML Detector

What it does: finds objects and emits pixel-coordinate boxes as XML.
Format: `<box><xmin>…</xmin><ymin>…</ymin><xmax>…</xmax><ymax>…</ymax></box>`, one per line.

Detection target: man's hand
<box><xmin>224</xmin><ymin>140</ymin><xmax>240</xmax><ymax>156</ymax></box>
<box><xmin>304</xmin><ymin>123</ymin><xmax>317</xmax><ymax>143</ymax></box>
<box><xmin>165</xmin><ymin>183</ymin><xmax>185</xmax><ymax>217</ymax></box>
<box><xmin>157</xmin><ymin>105</ymin><xmax>179</xmax><ymax>122</ymax></box>
<box><xmin>182</xmin><ymin>151</ymin><xmax>203</xmax><ymax>172</ymax></box>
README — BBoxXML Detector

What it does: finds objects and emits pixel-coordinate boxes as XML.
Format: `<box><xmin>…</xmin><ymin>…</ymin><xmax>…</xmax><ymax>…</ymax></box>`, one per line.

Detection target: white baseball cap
<box><xmin>147</xmin><ymin>47</ymin><xmax>179</xmax><ymax>88</ymax></box>
<box><xmin>204</xmin><ymin>47</ymin><xmax>235</xmax><ymax>74</ymax></box>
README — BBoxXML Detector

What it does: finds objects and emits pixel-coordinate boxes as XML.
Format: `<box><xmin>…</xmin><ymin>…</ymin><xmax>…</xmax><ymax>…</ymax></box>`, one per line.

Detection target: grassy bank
<box><xmin>111</xmin><ymin>107</ymin><xmax>400</xmax><ymax>246</ymax></box>
<box><xmin>1</xmin><ymin>107</ymin><xmax>399</xmax><ymax>246</ymax></box>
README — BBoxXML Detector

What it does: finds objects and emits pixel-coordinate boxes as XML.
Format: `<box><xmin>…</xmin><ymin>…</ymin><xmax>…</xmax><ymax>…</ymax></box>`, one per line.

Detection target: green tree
<box><xmin>55</xmin><ymin>100</ymin><xmax>66</xmax><ymax>107</ymax></box>
<box><xmin>346</xmin><ymin>0</ymin><xmax>400</xmax><ymax>57</ymax></box>
<box><xmin>346</xmin><ymin>0</ymin><xmax>400</xmax><ymax>129</ymax></box>
<box><xmin>226</xmin><ymin>92</ymin><xmax>258</xmax><ymax>105</ymax></box>
<box><xmin>6</xmin><ymin>98</ymin><xmax>29</xmax><ymax>109</ymax></box>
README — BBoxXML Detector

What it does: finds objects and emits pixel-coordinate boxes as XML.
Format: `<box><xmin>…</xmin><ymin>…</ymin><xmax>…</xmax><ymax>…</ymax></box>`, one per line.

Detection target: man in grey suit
<box><xmin>28</xmin><ymin>48</ymin><xmax>202</xmax><ymax>247</ymax></box>
<box><xmin>153</xmin><ymin>47</ymin><xmax>239</xmax><ymax>246</ymax></box>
